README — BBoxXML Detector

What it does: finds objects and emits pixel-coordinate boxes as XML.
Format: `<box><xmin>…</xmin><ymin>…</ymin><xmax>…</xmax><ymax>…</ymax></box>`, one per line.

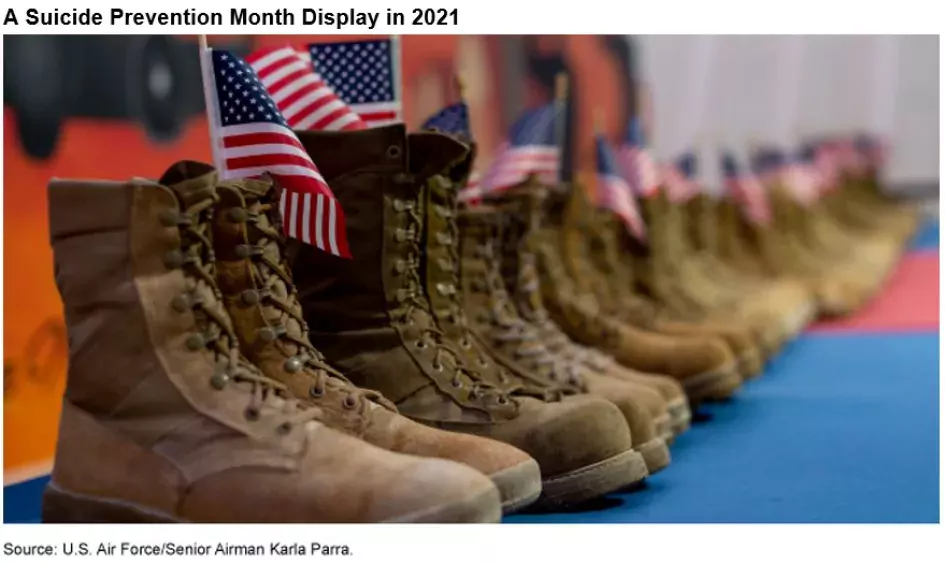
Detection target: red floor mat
<box><xmin>809</xmin><ymin>251</ymin><xmax>939</xmax><ymax>333</ymax></box>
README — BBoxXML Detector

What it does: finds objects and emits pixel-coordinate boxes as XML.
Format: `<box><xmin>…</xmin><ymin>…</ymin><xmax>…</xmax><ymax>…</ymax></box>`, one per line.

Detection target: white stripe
<box><xmin>221</xmin><ymin>122</ymin><xmax>296</xmax><ymax>137</ymax></box>
<box><xmin>270</xmin><ymin>73</ymin><xmax>321</xmax><ymax>104</ymax></box>
<box><xmin>351</xmin><ymin>101</ymin><xmax>401</xmax><ymax>114</ymax></box>
<box><xmin>279</xmin><ymin>188</ymin><xmax>288</xmax><ymax>229</ymax></box>
<box><xmin>260</xmin><ymin>59</ymin><xmax>309</xmax><ymax>89</ymax></box>
<box><xmin>315</xmin><ymin>194</ymin><xmax>326</xmax><ymax>251</ymax></box>
<box><xmin>301</xmin><ymin>193</ymin><xmax>313</xmax><ymax>245</ymax></box>
<box><xmin>223</xmin><ymin>143</ymin><xmax>312</xmax><ymax>161</ymax></box>
<box><xmin>293</xmin><ymin>99</ymin><xmax>347</xmax><ymax>131</ymax></box>
<box><xmin>289</xmin><ymin>192</ymin><xmax>300</xmax><ymax>239</ymax></box>
<box><xmin>283</xmin><ymin>87</ymin><xmax>338</xmax><ymax>121</ymax></box>
<box><xmin>327</xmin><ymin>197</ymin><xmax>339</xmax><ymax>256</ymax></box>
<box><xmin>249</xmin><ymin>47</ymin><xmax>297</xmax><ymax>74</ymax></box>
<box><xmin>223</xmin><ymin>165</ymin><xmax>326</xmax><ymax>186</ymax></box>
<box><xmin>324</xmin><ymin>112</ymin><xmax>362</xmax><ymax>132</ymax></box>
<box><xmin>363</xmin><ymin>117</ymin><xmax>403</xmax><ymax>128</ymax></box>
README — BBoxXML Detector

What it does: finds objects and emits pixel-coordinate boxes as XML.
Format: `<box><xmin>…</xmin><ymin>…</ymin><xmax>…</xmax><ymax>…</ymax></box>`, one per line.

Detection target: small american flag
<box><xmin>617</xmin><ymin>117</ymin><xmax>660</xmax><ymax>198</ymax></box>
<box><xmin>308</xmin><ymin>39</ymin><xmax>402</xmax><ymax>128</ymax></box>
<box><xmin>780</xmin><ymin>147</ymin><xmax>822</xmax><ymax>206</ymax></box>
<box><xmin>811</xmin><ymin>140</ymin><xmax>843</xmax><ymax>192</ymax></box>
<box><xmin>201</xmin><ymin>47</ymin><xmax>350</xmax><ymax>258</ymax></box>
<box><xmin>421</xmin><ymin>101</ymin><xmax>481</xmax><ymax>203</ymax></box>
<box><xmin>661</xmin><ymin>151</ymin><xmax>699</xmax><ymax>203</ymax></box>
<box><xmin>722</xmin><ymin>152</ymin><xmax>771</xmax><ymax>225</ymax></box>
<box><xmin>596</xmin><ymin>135</ymin><xmax>646</xmax><ymax>241</ymax></box>
<box><xmin>854</xmin><ymin>133</ymin><xmax>889</xmax><ymax>170</ymax></box>
<box><xmin>245</xmin><ymin>46</ymin><xmax>366</xmax><ymax>132</ymax></box>
<box><xmin>479</xmin><ymin>103</ymin><xmax>561</xmax><ymax>194</ymax></box>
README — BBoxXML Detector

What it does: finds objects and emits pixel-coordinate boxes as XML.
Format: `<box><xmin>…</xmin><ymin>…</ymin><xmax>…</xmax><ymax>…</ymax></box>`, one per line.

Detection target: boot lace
<box><xmin>228</xmin><ymin>195</ymin><xmax>397</xmax><ymax>416</ymax></box>
<box><xmin>395</xmin><ymin>193</ymin><xmax>512</xmax><ymax>405</ymax></box>
<box><xmin>470</xmin><ymin>240</ymin><xmax>583</xmax><ymax>389</ymax></box>
<box><xmin>162</xmin><ymin>193</ymin><xmax>322</xmax><ymax>432</ymax></box>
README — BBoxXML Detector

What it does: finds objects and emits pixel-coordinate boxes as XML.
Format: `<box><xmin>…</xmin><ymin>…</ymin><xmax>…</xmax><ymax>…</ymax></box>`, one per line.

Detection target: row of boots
<box><xmin>43</xmin><ymin>125</ymin><xmax>918</xmax><ymax>523</ymax></box>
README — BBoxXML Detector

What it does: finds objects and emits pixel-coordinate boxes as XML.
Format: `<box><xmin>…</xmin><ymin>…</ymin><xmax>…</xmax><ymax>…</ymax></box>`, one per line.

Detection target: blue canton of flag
<box><xmin>421</xmin><ymin>102</ymin><xmax>472</xmax><ymax>141</ymax></box>
<box><xmin>307</xmin><ymin>39</ymin><xmax>402</xmax><ymax>127</ymax></box>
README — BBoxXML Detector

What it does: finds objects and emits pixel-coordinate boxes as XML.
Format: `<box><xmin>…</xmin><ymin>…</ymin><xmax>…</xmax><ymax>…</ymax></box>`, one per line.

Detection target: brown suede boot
<box><xmin>492</xmin><ymin>186</ymin><xmax>691</xmax><ymax>441</ymax></box>
<box><xmin>456</xmin><ymin>202</ymin><xmax>670</xmax><ymax>475</ymax></box>
<box><xmin>42</xmin><ymin>162</ymin><xmax>501</xmax><ymax>523</ymax></box>
<box><xmin>211</xmin><ymin>177</ymin><xmax>541</xmax><ymax>514</ymax></box>
<box><xmin>290</xmin><ymin>125</ymin><xmax>639</xmax><ymax>509</ymax></box>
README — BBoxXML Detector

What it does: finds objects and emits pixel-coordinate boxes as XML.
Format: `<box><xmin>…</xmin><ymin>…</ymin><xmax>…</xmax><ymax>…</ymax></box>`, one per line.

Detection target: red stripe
<box><xmin>312</xmin><ymin>107</ymin><xmax>357</xmax><ymax>131</ymax></box>
<box><xmin>245</xmin><ymin>46</ymin><xmax>285</xmax><ymax>66</ymax></box>
<box><xmin>267</xmin><ymin>68</ymin><xmax>317</xmax><ymax>98</ymax></box>
<box><xmin>222</xmin><ymin>131</ymin><xmax>306</xmax><ymax>152</ymax></box>
<box><xmin>279</xmin><ymin>78</ymin><xmax>328</xmax><ymax>110</ymax></box>
<box><xmin>253</xmin><ymin>53</ymin><xmax>297</xmax><ymax>81</ymax></box>
<box><xmin>340</xmin><ymin>120</ymin><xmax>367</xmax><ymax>131</ymax></box>
<box><xmin>288</xmin><ymin>95</ymin><xmax>338</xmax><ymax>127</ymax></box>
<box><xmin>226</xmin><ymin>152</ymin><xmax>319</xmax><ymax>173</ymax></box>
<box><xmin>358</xmin><ymin>111</ymin><xmax>398</xmax><ymax>122</ymax></box>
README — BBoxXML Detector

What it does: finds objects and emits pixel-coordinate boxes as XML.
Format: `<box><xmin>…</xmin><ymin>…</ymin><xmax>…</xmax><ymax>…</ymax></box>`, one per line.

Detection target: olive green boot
<box><xmin>291</xmin><ymin>126</ymin><xmax>640</xmax><ymax>510</ymax></box>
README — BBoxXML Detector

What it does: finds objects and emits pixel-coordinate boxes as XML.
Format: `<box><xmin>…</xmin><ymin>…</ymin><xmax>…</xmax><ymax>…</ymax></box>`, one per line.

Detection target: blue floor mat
<box><xmin>5</xmin><ymin>334</ymin><xmax>939</xmax><ymax>524</ymax></box>
<box><xmin>507</xmin><ymin>333</ymin><xmax>940</xmax><ymax>523</ymax></box>
<box><xmin>910</xmin><ymin>219</ymin><xmax>939</xmax><ymax>251</ymax></box>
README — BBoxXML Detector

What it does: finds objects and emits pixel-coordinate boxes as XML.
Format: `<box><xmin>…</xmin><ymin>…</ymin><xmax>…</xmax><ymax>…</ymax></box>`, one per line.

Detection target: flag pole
<box><xmin>454</xmin><ymin>73</ymin><xmax>466</xmax><ymax>102</ymax></box>
<box><xmin>197</xmin><ymin>35</ymin><xmax>225</xmax><ymax>173</ymax></box>
<box><xmin>553</xmin><ymin>72</ymin><xmax>569</xmax><ymax>185</ymax></box>
<box><xmin>390</xmin><ymin>35</ymin><xmax>403</xmax><ymax>123</ymax></box>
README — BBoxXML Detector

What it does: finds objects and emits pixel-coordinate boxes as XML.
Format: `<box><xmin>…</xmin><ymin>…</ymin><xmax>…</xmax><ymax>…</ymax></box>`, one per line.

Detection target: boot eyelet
<box><xmin>186</xmin><ymin>334</ymin><xmax>205</xmax><ymax>351</ymax></box>
<box><xmin>284</xmin><ymin>357</ymin><xmax>303</xmax><ymax>373</ymax></box>
<box><xmin>478</xmin><ymin>358</ymin><xmax>489</xmax><ymax>368</ymax></box>
<box><xmin>432</xmin><ymin>362</ymin><xmax>443</xmax><ymax>372</ymax></box>
<box><xmin>210</xmin><ymin>372</ymin><xmax>230</xmax><ymax>390</ymax></box>
<box><xmin>241</xmin><ymin>289</ymin><xmax>261</xmax><ymax>305</ymax></box>
<box><xmin>259</xmin><ymin>327</ymin><xmax>278</xmax><ymax>342</ymax></box>
<box><xmin>277</xmin><ymin>423</ymin><xmax>293</xmax><ymax>435</ymax></box>
<box><xmin>451</xmin><ymin>379</ymin><xmax>462</xmax><ymax>388</ymax></box>
<box><xmin>309</xmin><ymin>385</ymin><xmax>325</xmax><ymax>398</ymax></box>
<box><xmin>163</xmin><ymin>250</ymin><xmax>184</xmax><ymax>269</ymax></box>
<box><xmin>415</xmin><ymin>340</ymin><xmax>427</xmax><ymax>350</ymax></box>
<box><xmin>497</xmin><ymin>396</ymin><xmax>509</xmax><ymax>405</ymax></box>
<box><xmin>342</xmin><ymin>396</ymin><xmax>358</xmax><ymax>409</ymax></box>
<box><xmin>460</xmin><ymin>339</ymin><xmax>471</xmax><ymax>350</ymax></box>
<box><xmin>386</xmin><ymin>145</ymin><xmax>402</xmax><ymax>159</ymax></box>
<box><xmin>244</xmin><ymin>407</ymin><xmax>260</xmax><ymax>421</ymax></box>
<box><xmin>171</xmin><ymin>294</ymin><xmax>191</xmax><ymax>312</ymax></box>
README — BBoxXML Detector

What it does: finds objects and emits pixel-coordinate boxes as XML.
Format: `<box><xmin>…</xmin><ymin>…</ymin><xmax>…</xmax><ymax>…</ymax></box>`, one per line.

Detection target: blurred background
<box><xmin>2</xmin><ymin>34</ymin><xmax>939</xmax><ymax>483</ymax></box>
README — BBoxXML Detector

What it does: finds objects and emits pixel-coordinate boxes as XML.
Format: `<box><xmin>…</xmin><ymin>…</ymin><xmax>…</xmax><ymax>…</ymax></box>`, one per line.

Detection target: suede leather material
<box><xmin>289</xmin><ymin>128</ymin><xmax>633</xmax><ymax>481</ymax></box>
<box><xmin>46</xmin><ymin>167</ymin><xmax>503</xmax><ymax>523</ymax></box>
<box><xmin>212</xmin><ymin>178</ymin><xmax>534</xmax><ymax>479</ymax></box>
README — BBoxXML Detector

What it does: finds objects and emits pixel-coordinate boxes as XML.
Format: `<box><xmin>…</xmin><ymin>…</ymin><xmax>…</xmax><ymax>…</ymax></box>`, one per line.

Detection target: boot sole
<box><xmin>636</xmin><ymin>438</ymin><xmax>671</xmax><ymax>475</ymax></box>
<box><xmin>41</xmin><ymin>482</ymin><xmax>501</xmax><ymax>524</ymax></box>
<box><xmin>531</xmin><ymin>449</ymin><xmax>648</xmax><ymax>510</ymax></box>
<box><xmin>488</xmin><ymin>459</ymin><xmax>543</xmax><ymax>515</ymax></box>
<box><xmin>668</xmin><ymin>398</ymin><xmax>692</xmax><ymax>436</ymax></box>
<box><xmin>654</xmin><ymin>413</ymin><xmax>674</xmax><ymax>445</ymax></box>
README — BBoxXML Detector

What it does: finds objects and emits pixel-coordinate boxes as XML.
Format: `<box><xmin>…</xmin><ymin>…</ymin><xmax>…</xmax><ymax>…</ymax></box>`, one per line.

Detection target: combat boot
<box><xmin>290</xmin><ymin>126</ymin><xmax>640</xmax><ymax>509</ymax></box>
<box><xmin>211</xmin><ymin>177</ymin><xmax>542</xmax><ymax>514</ymax></box>
<box><xmin>633</xmin><ymin>191</ymin><xmax>768</xmax><ymax>376</ymax></box>
<box><xmin>457</xmin><ymin>202</ymin><xmax>669</xmax><ymax>474</ymax></box>
<box><xmin>526</xmin><ymin>182</ymin><xmax>741</xmax><ymax>403</ymax></box>
<box><xmin>493</xmin><ymin>187</ymin><xmax>691</xmax><ymax>441</ymax></box>
<box><xmin>42</xmin><ymin>162</ymin><xmax>501</xmax><ymax>523</ymax></box>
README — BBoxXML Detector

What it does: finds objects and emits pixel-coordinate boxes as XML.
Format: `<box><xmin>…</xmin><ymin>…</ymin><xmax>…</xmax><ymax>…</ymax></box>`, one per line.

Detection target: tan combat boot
<box><xmin>526</xmin><ymin>182</ymin><xmax>741</xmax><ymax>404</ymax></box>
<box><xmin>456</xmin><ymin>202</ymin><xmax>669</xmax><ymax>475</ymax></box>
<box><xmin>42</xmin><ymin>162</ymin><xmax>501</xmax><ymax>523</ymax></box>
<box><xmin>290</xmin><ymin>126</ymin><xmax>638</xmax><ymax>509</ymax></box>
<box><xmin>493</xmin><ymin>189</ymin><xmax>691</xmax><ymax>442</ymax></box>
<box><xmin>211</xmin><ymin>177</ymin><xmax>542</xmax><ymax>514</ymax></box>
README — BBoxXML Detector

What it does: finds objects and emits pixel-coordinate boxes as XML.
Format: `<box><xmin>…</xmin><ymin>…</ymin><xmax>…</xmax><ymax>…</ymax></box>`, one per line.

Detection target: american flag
<box><xmin>854</xmin><ymin>133</ymin><xmax>890</xmax><ymax>170</ymax></box>
<box><xmin>722</xmin><ymin>152</ymin><xmax>771</xmax><ymax>225</ymax></box>
<box><xmin>661</xmin><ymin>151</ymin><xmax>698</xmax><ymax>203</ymax></box>
<box><xmin>596</xmin><ymin>135</ymin><xmax>646</xmax><ymax>241</ymax></box>
<box><xmin>202</xmin><ymin>48</ymin><xmax>350</xmax><ymax>258</ymax></box>
<box><xmin>780</xmin><ymin>147</ymin><xmax>822</xmax><ymax>206</ymax></box>
<box><xmin>421</xmin><ymin>101</ymin><xmax>482</xmax><ymax>203</ymax></box>
<box><xmin>811</xmin><ymin>140</ymin><xmax>843</xmax><ymax>192</ymax></box>
<box><xmin>308</xmin><ymin>39</ymin><xmax>402</xmax><ymax>128</ymax></box>
<box><xmin>479</xmin><ymin>103</ymin><xmax>561</xmax><ymax>194</ymax></box>
<box><xmin>245</xmin><ymin>46</ymin><xmax>366</xmax><ymax>132</ymax></box>
<box><xmin>617</xmin><ymin>117</ymin><xmax>660</xmax><ymax>198</ymax></box>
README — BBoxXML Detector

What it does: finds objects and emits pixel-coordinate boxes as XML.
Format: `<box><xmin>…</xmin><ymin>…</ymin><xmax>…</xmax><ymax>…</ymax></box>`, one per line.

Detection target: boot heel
<box><xmin>42</xmin><ymin>483</ymin><xmax>179</xmax><ymax>523</ymax></box>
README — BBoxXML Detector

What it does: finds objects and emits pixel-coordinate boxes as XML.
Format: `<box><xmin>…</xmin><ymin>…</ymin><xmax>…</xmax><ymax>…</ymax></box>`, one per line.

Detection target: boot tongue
<box><xmin>159</xmin><ymin>161</ymin><xmax>218</xmax><ymax>208</ymax></box>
